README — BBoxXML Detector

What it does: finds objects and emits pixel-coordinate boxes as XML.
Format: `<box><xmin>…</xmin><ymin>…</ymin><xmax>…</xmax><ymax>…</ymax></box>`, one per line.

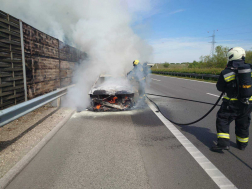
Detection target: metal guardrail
<box><xmin>152</xmin><ymin>71</ymin><xmax>219</xmax><ymax>80</ymax></box>
<box><xmin>0</xmin><ymin>87</ymin><xmax>69</xmax><ymax>127</ymax></box>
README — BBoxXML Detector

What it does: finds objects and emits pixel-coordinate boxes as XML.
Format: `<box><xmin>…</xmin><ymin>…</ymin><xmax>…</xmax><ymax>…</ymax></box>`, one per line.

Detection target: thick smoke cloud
<box><xmin>1</xmin><ymin>0</ymin><xmax>153</xmax><ymax>109</ymax></box>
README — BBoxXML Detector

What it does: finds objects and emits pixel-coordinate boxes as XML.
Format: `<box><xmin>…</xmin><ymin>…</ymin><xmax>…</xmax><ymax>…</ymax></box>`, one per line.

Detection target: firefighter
<box><xmin>211</xmin><ymin>47</ymin><xmax>252</xmax><ymax>152</ymax></box>
<box><xmin>143</xmin><ymin>62</ymin><xmax>149</xmax><ymax>77</ymax></box>
<box><xmin>128</xmin><ymin>60</ymin><xmax>146</xmax><ymax>103</ymax></box>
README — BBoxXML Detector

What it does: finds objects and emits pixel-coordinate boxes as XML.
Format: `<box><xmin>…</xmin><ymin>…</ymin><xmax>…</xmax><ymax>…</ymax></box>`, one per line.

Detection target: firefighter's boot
<box><xmin>236</xmin><ymin>140</ymin><xmax>247</xmax><ymax>150</ymax></box>
<box><xmin>210</xmin><ymin>144</ymin><xmax>230</xmax><ymax>152</ymax></box>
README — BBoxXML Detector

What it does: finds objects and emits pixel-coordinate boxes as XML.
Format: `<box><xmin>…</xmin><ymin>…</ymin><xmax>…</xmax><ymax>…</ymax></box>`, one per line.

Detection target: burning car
<box><xmin>88</xmin><ymin>74</ymin><xmax>136</xmax><ymax>111</ymax></box>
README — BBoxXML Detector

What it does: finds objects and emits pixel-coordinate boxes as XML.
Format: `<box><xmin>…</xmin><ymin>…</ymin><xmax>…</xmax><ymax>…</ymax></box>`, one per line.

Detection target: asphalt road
<box><xmin>5</xmin><ymin>74</ymin><xmax>252</xmax><ymax>189</ymax></box>
<box><xmin>147</xmin><ymin>74</ymin><xmax>252</xmax><ymax>189</ymax></box>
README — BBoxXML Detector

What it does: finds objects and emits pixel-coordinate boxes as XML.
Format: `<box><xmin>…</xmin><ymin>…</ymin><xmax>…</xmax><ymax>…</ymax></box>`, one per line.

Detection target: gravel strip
<box><xmin>0</xmin><ymin>105</ymin><xmax>73</xmax><ymax>178</ymax></box>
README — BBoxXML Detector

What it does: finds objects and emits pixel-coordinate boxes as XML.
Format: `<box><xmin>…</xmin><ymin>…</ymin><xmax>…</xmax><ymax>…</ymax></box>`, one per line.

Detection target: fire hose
<box><xmin>145</xmin><ymin>92</ymin><xmax>224</xmax><ymax>126</ymax></box>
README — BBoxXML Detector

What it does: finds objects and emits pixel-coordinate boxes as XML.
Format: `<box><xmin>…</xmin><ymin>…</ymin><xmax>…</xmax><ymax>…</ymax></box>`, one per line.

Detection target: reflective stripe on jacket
<box><xmin>223</xmin><ymin>72</ymin><xmax>236</xmax><ymax>82</ymax></box>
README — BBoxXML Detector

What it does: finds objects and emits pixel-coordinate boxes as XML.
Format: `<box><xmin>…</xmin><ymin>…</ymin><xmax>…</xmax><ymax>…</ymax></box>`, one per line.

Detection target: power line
<box><xmin>209</xmin><ymin>30</ymin><xmax>216</xmax><ymax>57</ymax></box>
<box><xmin>207</xmin><ymin>30</ymin><xmax>252</xmax><ymax>56</ymax></box>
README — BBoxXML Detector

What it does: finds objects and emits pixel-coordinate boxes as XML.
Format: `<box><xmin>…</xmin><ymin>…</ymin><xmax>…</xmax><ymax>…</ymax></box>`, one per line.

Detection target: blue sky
<box><xmin>131</xmin><ymin>0</ymin><xmax>252</xmax><ymax>63</ymax></box>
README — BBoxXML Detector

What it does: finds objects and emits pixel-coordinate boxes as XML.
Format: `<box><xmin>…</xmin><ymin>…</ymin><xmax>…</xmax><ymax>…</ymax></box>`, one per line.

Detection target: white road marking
<box><xmin>151</xmin><ymin>78</ymin><xmax>161</xmax><ymax>81</ymax></box>
<box><xmin>147</xmin><ymin>99</ymin><xmax>237</xmax><ymax>189</ymax></box>
<box><xmin>207</xmin><ymin>93</ymin><xmax>221</xmax><ymax>98</ymax></box>
<box><xmin>153</xmin><ymin>74</ymin><xmax>216</xmax><ymax>84</ymax></box>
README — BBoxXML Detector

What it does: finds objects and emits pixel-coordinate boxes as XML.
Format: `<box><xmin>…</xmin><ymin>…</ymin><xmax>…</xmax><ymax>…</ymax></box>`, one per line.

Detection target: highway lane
<box><xmin>148</xmin><ymin>74</ymin><xmax>252</xmax><ymax>189</ymax></box>
<box><xmin>5</xmin><ymin>74</ymin><xmax>251</xmax><ymax>189</ymax></box>
<box><xmin>6</xmin><ymin>106</ymin><xmax>219</xmax><ymax>187</ymax></box>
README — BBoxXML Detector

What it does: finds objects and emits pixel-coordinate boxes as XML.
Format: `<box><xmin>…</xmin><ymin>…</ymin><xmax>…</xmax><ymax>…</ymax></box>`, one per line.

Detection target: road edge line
<box><xmin>0</xmin><ymin>109</ymin><xmax>76</xmax><ymax>189</ymax></box>
<box><xmin>146</xmin><ymin>99</ymin><xmax>237</xmax><ymax>189</ymax></box>
<box><xmin>153</xmin><ymin>74</ymin><xmax>216</xmax><ymax>84</ymax></box>
<box><xmin>207</xmin><ymin>93</ymin><xmax>221</xmax><ymax>98</ymax></box>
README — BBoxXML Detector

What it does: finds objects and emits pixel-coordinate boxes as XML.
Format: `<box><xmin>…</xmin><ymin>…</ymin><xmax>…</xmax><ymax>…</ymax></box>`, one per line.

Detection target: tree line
<box><xmin>162</xmin><ymin>46</ymin><xmax>252</xmax><ymax>69</ymax></box>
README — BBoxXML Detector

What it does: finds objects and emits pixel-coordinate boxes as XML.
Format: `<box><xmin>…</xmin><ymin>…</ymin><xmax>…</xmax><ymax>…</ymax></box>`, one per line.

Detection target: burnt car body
<box><xmin>88</xmin><ymin>74</ymin><xmax>136</xmax><ymax>111</ymax></box>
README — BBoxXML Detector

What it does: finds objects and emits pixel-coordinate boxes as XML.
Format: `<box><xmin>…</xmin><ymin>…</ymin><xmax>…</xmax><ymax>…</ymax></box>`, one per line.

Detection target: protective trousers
<box><xmin>138</xmin><ymin>81</ymin><xmax>146</xmax><ymax>100</ymax></box>
<box><xmin>216</xmin><ymin>101</ymin><xmax>252</xmax><ymax>148</ymax></box>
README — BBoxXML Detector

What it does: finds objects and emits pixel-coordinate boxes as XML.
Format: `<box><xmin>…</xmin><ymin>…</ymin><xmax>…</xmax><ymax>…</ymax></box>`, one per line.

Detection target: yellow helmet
<box><xmin>133</xmin><ymin>60</ymin><xmax>139</xmax><ymax>66</ymax></box>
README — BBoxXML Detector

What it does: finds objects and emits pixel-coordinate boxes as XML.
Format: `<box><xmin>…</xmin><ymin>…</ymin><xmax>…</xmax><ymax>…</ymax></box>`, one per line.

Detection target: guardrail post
<box><xmin>50</xmin><ymin>95</ymin><xmax>61</xmax><ymax>107</ymax></box>
<box><xmin>19</xmin><ymin>20</ymin><xmax>28</xmax><ymax>101</ymax></box>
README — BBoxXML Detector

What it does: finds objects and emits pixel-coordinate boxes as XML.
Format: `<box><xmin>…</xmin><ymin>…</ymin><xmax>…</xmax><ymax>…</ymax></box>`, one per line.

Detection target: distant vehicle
<box><xmin>88</xmin><ymin>74</ymin><xmax>136</xmax><ymax>111</ymax></box>
<box><xmin>147</xmin><ymin>63</ymin><xmax>155</xmax><ymax>67</ymax></box>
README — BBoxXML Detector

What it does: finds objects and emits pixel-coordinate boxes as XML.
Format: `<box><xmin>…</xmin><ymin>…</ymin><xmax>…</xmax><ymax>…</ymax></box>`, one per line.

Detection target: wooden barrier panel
<box><xmin>60</xmin><ymin>60</ymin><xmax>76</xmax><ymax>87</ymax></box>
<box><xmin>0</xmin><ymin>10</ymin><xmax>24</xmax><ymax>109</ymax></box>
<box><xmin>60</xmin><ymin>60</ymin><xmax>75</xmax><ymax>70</ymax></box>
<box><xmin>22</xmin><ymin>23</ymin><xmax>83</xmax><ymax>99</ymax></box>
<box><xmin>26</xmin><ymin>57</ymin><xmax>60</xmax><ymax>70</ymax></box>
<box><xmin>27</xmin><ymin>79</ymin><xmax>60</xmax><ymax>99</ymax></box>
<box><xmin>59</xmin><ymin>41</ymin><xmax>78</xmax><ymax>62</ymax></box>
<box><xmin>23</xmin><ymin>23</ymin><xmax>59</xmax><ymax>58</ymax></box>
<box><xmin>22</xmin><ymin>22</ymin><xmax>60</xmax><ymax>99</ymax></box>
<box><xmin>60</xmin><ymin>77</ymin><xmax>71</xmax><ymax>87</ymax></box>
<box><xmin>60</xmin><ymin>70</ymin><xmax>73</xmax><ymax>79</ymax></box>
<box><xmin>1</xmin><ymin>10</ymin><xmax>86</xmax><ymax>108</ymax></box>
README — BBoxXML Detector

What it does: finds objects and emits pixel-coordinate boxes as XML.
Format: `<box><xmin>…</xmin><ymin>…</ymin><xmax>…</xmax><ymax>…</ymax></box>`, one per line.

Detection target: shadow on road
<box><xmin>0</xmin><ymin>108</ymin><xmax>59</xmax><ymax>152</ymax></box>
<box><xmin>156</xmin><ymin>105</ymin><xmax>252</xmax><ymax>171</ymax></box>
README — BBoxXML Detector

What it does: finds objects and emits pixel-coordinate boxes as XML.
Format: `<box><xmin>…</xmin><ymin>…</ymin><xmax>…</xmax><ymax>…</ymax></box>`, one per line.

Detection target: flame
<box><xmin>109</xmin><ymin>96</ymin><xmax>118</xmax><ymax>104</ymax></box>
<box><xmin>96</xmin><ymin>104</ymin><xmax>101</xmax><ymax>109</ymax></box>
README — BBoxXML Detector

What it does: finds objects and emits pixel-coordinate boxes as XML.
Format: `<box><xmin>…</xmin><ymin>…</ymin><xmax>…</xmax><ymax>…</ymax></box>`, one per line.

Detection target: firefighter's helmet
<box><xmin>133</xmin><ymin>60</ymin><xmax>140</xmax><ymax>66</ymax></box>
<box><xmin>227</xmin><ymin>47</ymin><xmax>246</xmax><ymax>61</ymax></box>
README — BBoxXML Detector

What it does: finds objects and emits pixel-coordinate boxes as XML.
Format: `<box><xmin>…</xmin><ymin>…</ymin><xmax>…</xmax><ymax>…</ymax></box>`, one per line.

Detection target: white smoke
<box><xmin>1</xmin><ymin>0</ymin><xmax>153</xmax><ymax>109</ymax></box>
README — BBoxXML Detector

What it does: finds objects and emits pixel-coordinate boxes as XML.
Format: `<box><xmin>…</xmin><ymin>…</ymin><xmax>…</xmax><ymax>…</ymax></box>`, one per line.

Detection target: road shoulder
<box><xmin>0</xmin><ymin>106</ymin><xmax>74</xmax><ymax>188</ymax></box>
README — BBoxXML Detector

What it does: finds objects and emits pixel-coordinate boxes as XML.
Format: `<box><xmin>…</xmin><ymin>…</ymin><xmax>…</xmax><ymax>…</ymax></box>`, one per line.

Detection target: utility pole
<box><xmin>209</xmin><ymin>30</ymin><xmax>217</xmax><ymax>57</ymax></box>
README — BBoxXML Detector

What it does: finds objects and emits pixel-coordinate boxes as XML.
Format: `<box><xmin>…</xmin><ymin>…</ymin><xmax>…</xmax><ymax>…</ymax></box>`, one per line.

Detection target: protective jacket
<box><xmin>216</xmin><ymin>60</ymin><xmax>252</xmax><ymax>101</ymax></box>
<box><xmin>127</xmin><ymin>64</ymin><xmax>146</xmax><ymax>83</ymax></box>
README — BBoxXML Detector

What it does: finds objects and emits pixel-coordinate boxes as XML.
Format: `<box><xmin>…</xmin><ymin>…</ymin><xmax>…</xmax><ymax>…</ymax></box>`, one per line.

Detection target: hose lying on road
<box><xmin>146</xmin><ymin>92</ymin><xmax>224</xmax><ymax>126</ymax></box>
<box><xmin>146</xmin><ymin>93</ymin><xmax>221</xmax><ymax>107</ymax></box>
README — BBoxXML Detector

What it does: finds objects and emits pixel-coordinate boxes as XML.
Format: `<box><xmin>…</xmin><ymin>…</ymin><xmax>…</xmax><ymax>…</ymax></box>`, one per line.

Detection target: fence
<box><xmin>0</xmin><ymin>11</ymin><xmax>25</xmax><ymax>110</ymax></box>
<box><xmin>152</xmin><ymin>71</ymin><xmax>219</xmax><ymax>80</ymax></box>
<box><xmin>0</xmin><ymin>10</ymin><xmax>86</xmax><ymax>110</ymax></box>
